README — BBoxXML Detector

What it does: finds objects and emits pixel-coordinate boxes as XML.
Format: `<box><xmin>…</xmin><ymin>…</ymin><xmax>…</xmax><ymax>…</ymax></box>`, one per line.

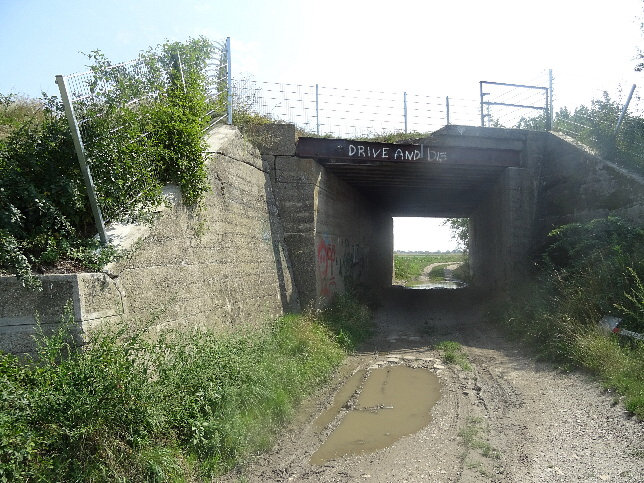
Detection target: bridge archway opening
<box><xmin>392</xmin><ymin>217</ymin><xmax>469</xmax><ymax>289</ymax></box>
<box><xmin>292</xmin><ymin>126</ymin><xmax>534</xmax><ymax>301</ymax></box>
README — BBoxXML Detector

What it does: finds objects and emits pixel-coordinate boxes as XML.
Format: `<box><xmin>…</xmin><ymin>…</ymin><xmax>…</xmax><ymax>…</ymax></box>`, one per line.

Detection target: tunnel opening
<box><xmin>392</xmin><ymin>217</ymin><xmax>469</xmax><ymax>290</ymax></box>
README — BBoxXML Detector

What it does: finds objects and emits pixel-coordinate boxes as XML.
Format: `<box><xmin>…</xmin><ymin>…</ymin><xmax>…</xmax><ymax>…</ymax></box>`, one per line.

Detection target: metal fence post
<box><xmin>548</xmin><ymin>69</ymin><xmax>554</xmax><ymax>130</ymax></box>
<box><xmin>316</xmin><ymin>84</ymin><xmax>320</xmax><ymax>135</ymax></box>
<box><xmin>55</xmin><ymin>75</ymin><xmax>108</xmax><ymax>244</ymax></box>
<box><xmin>403</xmin><ymin>91</ymin><xmax>408</xmax><ymax>133</ymax></box>
<box><xmin>226</xmin><ymin>37</ymin><xmax>232</xmax><ymax>125</ymax></box>
<box><xmin>480</xmin><ymin>81</ymin><xmax>485</xmax><ymax>127</ymax></box>
<box><xmin>614</xmin><ymin>84</ymin><xmax>636</xmax><ymax>135</ymax></box>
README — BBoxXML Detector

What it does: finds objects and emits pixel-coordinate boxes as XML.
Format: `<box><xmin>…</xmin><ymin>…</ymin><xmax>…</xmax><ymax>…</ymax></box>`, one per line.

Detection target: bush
<box><xmin>0</xmin><ymin>37</ymin><xmax>219</xmax><ymax>286</ymax></box>
<box><xmin>0</xmin><ymin>294</ymin><xmax>372</xmax><ymax>480</ymax></box>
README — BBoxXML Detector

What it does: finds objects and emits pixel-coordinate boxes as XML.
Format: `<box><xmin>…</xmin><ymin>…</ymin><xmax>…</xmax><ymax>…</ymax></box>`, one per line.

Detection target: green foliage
<box><xmin>0</xmin><ymin>94</ymin><xmax>115</xmax><ymax>287</ymax></box>
<box><xmin>554</xmin><ymin>92</ymin><xmax>644</xmax><ymax>174</ymax></box>
<box><xmin>542</xmin><ymin>217</ymin><xmax>644</xmax><ymax>333</ymax></box>
<box><xmin>0</xmin><ymin>295</ymin><xmax>371</xmax><ymax>480</ymax></box>
<box><xmin>515</xmin><ymin>112</ymin><xmax>549</xmax><ymax>131</ymax></box>
<box><xmin>356</xmin><ymin>130</ymin><xmax>430</xmax><ymax>143</ymax></box>
<box><xmin>497</xmin><ymin>217</ymin><xmax>644</xmax><ymax>417</ymax></box>
<box><xmin>444</xmin><ymin>218</ymin><xmax>470</xmax><ymax>252</ymax></box>
<box><xmin>1</xmin><ymin>37</ymin><xmax>219</xmax><ymax>285</ymax></box>
<box><xmin>81</xmin><ymin>37</ymin><xmax>214</xmax><ymax>220</ymax></box>
<box><xmin>315</xmin><ymin>292</ymin><xmax>374</xmax><ymax>351</ymax></box>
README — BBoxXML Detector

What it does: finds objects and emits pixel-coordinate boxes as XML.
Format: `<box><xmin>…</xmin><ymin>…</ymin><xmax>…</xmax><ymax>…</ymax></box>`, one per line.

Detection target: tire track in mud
<box><xmin>223</xmin><ymin>289</ymin><xmax>643</xmax><ymax>483</ymax></box>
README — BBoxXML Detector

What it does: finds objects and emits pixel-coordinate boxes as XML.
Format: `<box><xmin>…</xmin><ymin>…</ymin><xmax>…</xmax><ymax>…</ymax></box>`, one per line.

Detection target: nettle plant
<box><xmin>0</xmin><ymin>37</ymin><xmax>220</xmax><ymax>288</ymax></box>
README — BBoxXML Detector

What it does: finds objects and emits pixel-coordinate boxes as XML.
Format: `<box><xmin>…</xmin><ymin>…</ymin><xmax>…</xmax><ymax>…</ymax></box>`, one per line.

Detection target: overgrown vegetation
<box><xmin>553</xmin><ymin>92</ymin><xmax>644</xmax><ymax>174</ymax></box>
<box><xmin>512</xmin><ymin>91</ymin><xmax>644</xmax><ymax>174</ymax></box>
<box><xmin>0</xmin><ymin>295</ymin><xmax>372</xmax><ymax>481</ymax></box>
<box><xmin>497</xmin><ymin>217</ymin><xmax>644</xmax><ymax>417</ymax></box>
<box><xmin>0</xmin><ymin>37</ymin><xmax>221</xmax><ymax>288</ymax></box>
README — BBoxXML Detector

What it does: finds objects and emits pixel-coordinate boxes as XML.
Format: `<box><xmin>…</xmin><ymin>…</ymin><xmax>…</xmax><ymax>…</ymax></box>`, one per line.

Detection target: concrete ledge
<box><xmin>0</xmin><ymin>273</ymin><xmax>124</xmax><ymax>353</ymax></box>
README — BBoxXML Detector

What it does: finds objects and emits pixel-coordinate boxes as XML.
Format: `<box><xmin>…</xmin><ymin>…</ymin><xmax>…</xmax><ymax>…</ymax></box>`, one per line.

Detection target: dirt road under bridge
<box><xmin>223</xmin><ymin>289</ymin><xmax>643</xmax><ymax>482</ymax></box>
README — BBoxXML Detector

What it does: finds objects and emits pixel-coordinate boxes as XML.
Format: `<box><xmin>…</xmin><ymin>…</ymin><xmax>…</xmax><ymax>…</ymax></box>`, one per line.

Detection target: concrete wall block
<box><xmin>243</xmin><ymin>124</ymin><xmax>296</xmax><ymax>156</ymax></box>
<box><xmin>274</xmin><ymin>156</ymin><xmax>323</xmax><ymax>185</ymax></box>
<box><xmin>0</xmin><ymin>273</ymin><xmax>124</xmax><ymax>354</ymax></box>
<box><xmin>206</xmin><ymin>126</ymin><xmax>264</xmax><ymax>171</ymax></box>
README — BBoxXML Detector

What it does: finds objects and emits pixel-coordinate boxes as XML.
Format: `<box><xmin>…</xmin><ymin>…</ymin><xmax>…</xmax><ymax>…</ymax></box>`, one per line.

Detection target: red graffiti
<box><xmin>317</xmin><ymin>238</ymin><xmax>337</xmax><ymax>297</ymax></box>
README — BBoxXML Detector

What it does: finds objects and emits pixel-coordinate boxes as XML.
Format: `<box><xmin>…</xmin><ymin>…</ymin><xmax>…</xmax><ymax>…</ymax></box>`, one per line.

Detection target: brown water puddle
<box><xmin>310</xmin><ymin>365</ymin><xmax>441</xmax><ymax>464</ymax></box>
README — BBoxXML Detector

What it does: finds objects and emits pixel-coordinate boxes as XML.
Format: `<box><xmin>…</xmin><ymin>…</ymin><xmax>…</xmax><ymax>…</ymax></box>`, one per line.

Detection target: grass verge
<box><xmin>0</xmin><ymin>295</ymin><xmax>372</xmax><ymax>481</ymax></box>
<box><xmin>393</xmin><ymin>252</ymin><xmax>464</xmax><ymax>283</ymax></box>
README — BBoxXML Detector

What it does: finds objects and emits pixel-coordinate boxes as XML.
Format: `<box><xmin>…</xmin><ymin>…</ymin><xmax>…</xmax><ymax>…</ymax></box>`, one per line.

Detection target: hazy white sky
<box><xmin>2</xmin><ymin>0</ymin><xmax>642</xmax><ymax>106</ymax></box>
<box><xmin>394</xmin><ymin>217</ymin><xmax>458</xmax><ymax>252</ymax></box>
<box><xmin>1</xmin><ymin>0</ymin><xmax>641</xmax><ymax>251</ymax></box>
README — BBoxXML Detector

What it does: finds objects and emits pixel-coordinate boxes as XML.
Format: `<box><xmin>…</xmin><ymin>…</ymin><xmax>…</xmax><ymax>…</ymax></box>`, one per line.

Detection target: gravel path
<box><xmin>223</xmin><ymin>289</ymin><xmax>643</xmax><ymax>482</ymax></box>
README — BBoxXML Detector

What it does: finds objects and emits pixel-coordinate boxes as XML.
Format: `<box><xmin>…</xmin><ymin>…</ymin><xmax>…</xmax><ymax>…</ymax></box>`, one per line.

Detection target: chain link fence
<box><xmin>230</xmin><ymin>78</ymin><xmax>480</xmax><ymax>138</ymax></box>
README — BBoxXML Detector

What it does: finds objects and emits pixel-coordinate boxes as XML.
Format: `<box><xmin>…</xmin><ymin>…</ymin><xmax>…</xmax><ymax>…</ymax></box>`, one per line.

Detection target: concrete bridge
<box><xmin>1</xmin><ymin>124</ymin><xmax>643</xmax><ymax>352</ymax></box>
<box><xmin>261</xmin><ymin>124</ymin><xmax>644</xmax><ymax>305</ymax></box>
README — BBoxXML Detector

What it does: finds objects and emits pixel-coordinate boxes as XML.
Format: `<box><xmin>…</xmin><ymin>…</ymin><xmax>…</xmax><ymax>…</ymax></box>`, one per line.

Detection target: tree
<box><xmin>444</xmin><ymin>218</ymin><xmax>469</xmax><ymax>252</ymax></box>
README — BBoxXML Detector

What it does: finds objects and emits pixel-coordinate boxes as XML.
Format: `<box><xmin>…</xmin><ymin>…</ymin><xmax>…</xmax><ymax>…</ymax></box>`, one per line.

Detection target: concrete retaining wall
<box><xmin>537</xmin><ymin>133</ymin><xmax>644</xmax><ymax>235</ymax></box>
<box><xmin>0</xmin><ymin>125</ymin><xmax>299</xmax><ymax>353</ymax></box>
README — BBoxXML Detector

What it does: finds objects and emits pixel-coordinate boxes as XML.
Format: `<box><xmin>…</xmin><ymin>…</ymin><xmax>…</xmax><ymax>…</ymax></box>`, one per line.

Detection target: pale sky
<box><xmin>1</xmin><ymin>0</ymin><xmax>642</xmax><ymax>251</ymax></box>
<box><xmin>394</xmin><ymin>217</ymin><xmax>458</xmax><ymax>252</ymax></box>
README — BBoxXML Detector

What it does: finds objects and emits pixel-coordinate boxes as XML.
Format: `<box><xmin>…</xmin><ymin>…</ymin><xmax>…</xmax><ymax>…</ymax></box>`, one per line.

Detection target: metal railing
<box><xmin>480</xmin><ymin>80</ymin><xmax>551</xmax><ymax>130</ymax></box>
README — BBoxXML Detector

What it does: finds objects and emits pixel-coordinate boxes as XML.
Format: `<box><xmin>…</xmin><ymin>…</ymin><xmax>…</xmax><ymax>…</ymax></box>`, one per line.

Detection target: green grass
<box><xmin>393</xmin><ymin>252</ymin><xmax>464</xmax><ymax>282</ymax></box>
<box><xmin>435</xmin><ymin>340</ymin><xmax>471</xmax><ymax>371</ymax></box>
<box><xmin>0</xmin><ymin>295</ymin><xmax>372</xmax><ymax>481</ymax></box>
<box><xmin>459</xmin><ymin>417</ymin><xmax>500</xmax><ymax>460</ymax></box>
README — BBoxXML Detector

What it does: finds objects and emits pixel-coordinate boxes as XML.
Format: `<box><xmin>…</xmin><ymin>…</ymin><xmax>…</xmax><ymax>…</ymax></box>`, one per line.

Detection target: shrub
<box><xmin>0</xmin><ymin>37</ymin><xmax>219</xmax><ymax>286</ymax></box>
<box><xmin>0</xmin><ymin>295</ymin><xmax>372</xmax><ymax>480</ymax></box>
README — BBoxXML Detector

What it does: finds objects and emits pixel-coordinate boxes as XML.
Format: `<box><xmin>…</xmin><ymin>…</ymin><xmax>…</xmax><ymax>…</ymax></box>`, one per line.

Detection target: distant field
<box><xmin>393</xmin><ymin>252</ymin><xmax>464</xmax><ymax>282</ymax></box>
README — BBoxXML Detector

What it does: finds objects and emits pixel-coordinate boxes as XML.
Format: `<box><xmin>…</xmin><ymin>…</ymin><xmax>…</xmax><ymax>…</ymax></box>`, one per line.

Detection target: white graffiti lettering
<box><xmin>347</xmin><ymin>143</ymin><xmax>448</xmax><ymax>162</ymax></box>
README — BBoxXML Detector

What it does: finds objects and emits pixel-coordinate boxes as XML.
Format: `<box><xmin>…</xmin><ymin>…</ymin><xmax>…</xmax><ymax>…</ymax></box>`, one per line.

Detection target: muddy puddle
<box><xmin>310</xmin><ymin>365</ymin><xmax>441</xmax><ymax>464</ymax></box>
<box><xmin>407</xmin><ymin>281</ymin><xmax>465</xmax><ymax>289</ymax></box>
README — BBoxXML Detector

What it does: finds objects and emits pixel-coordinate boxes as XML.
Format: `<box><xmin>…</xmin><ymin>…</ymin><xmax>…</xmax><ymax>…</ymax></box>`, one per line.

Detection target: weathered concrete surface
<box><xmin>0</xmin><ymin>125</ymin><xmax>299</xmax><ymax>353</ymax></box>
<box><xmin>107</xmin><ymin>125</ymin><xmax>300</xmax><ymax>331</ymax></box>
<box><xmin>262</xmin><ymin>125</ymin><xmax>392</xmax><ymax>307</ymax></box>
<box><xmin>537</xmin><ymin>132</ymin><xmax>644</xmax><ymax>236</ymax></box>
<box><xmin>0</xmin><ymin>273</ymin><xmax>123</xmax><ymax>353</ymax></box>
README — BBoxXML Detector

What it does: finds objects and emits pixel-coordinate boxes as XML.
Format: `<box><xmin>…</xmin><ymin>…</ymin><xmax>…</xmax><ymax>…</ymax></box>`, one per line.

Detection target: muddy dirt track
<box><xmin>222</xmin><ymin>289</ymin><xmax>643</xmax><ymax>482</ymax></box>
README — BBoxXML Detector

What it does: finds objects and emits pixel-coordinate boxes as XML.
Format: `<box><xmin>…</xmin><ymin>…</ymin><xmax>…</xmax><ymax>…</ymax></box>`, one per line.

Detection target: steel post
<box><xmin>614</xmin><ymin>84</ymin><xmax>636</xmax><ymax>135</ymax></box>
<box><xmin>316</xmin><ymin>84</ymin><xmax>320</xmax><ymax>135</ymax></box>
<box><xmin>226</xmin><ymin>37</ymin><xmax>232</xmax><ymax>125</ymax></box>
<box><xmin>55</xmin><ymin>75</ymin><xmax>108</xmax><ymax>244</ymax></box>
<box><xmin>404</xmin><ymin>91</ymin><xmax>408</xmax><ymax>133</ymax></box>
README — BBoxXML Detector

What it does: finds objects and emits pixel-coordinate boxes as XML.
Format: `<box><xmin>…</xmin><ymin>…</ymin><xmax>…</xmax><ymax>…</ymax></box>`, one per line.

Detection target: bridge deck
<box><xmin>295</xmin><ymin>133</ymin><xmax>523</xmax><ymax>217</ymax></box>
